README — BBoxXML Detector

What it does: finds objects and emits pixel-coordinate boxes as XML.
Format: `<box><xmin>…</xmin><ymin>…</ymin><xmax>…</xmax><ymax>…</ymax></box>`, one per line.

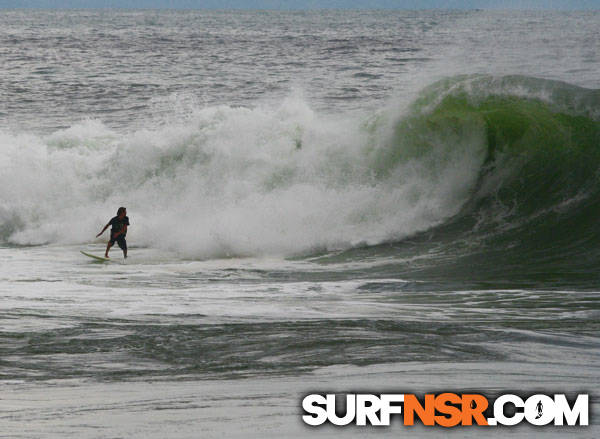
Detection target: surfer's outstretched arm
<box><xmin>96</xmin><ymin>223</ymin><xmax>110</xmax><ymax>238</ymax></box>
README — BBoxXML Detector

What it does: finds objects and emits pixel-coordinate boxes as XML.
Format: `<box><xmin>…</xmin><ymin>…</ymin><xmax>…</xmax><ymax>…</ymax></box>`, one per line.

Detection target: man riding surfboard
<box><xmin>96</xmin><ymin>207</ymin><xmax>130</xmax><ymax>258</ymax></box>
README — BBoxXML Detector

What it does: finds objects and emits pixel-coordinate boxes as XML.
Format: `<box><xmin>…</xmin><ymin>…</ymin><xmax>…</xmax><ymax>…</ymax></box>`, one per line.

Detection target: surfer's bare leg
<box><xmin>105</xmin><ymin>241</ymin><xmax>113</xmax><ymax>258</ymax></box>
<box><xmin>115</xmin><ymin>236</ymin><xmax>127</xmax><ymax>259</ymax></box>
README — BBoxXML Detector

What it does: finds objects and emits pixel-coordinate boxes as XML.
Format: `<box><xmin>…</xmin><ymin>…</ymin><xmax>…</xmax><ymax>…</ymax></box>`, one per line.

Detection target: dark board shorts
<box><xmin>110</xmin><ymin>234</ymin><xmax>127</xmax><ymax>251</ymax></box>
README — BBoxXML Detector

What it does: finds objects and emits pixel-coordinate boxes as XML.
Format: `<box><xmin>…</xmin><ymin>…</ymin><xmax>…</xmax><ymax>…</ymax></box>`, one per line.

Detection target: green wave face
<box><xmin>371</xmin><ymin>75</ymin><xmax>600</xmax><ymax>286</ymax></box>
<box><xmin>3</xmin><ymin>73</ymin><xmax>600</xmax><ymax>287</ymax></box>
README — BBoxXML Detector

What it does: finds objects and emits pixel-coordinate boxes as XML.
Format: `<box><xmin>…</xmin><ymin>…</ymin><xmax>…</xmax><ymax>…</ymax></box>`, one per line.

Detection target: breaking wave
<box><xmin>1</xmin><ymin>75</ymin><xmax>599</xmax><ymax>263</ymax></box>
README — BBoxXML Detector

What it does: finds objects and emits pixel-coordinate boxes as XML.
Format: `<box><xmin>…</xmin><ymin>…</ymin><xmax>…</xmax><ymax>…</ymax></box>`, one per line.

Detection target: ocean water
<box><xmin>1</xmin><ymin>9</ymin><xmax>599</xmax><ymax>438</ymax></box>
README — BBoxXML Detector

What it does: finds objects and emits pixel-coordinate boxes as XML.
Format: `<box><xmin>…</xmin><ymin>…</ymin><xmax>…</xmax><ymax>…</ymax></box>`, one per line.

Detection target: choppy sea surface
<box><xmin>1</xmin><ymin>9</ymin><xmax>599</xmax><ymax>438</ymax></box>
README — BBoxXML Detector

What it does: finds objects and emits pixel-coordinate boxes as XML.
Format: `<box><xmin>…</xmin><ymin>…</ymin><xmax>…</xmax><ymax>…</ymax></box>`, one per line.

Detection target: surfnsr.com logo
<box><xmin>302</xmin><ymin>393</ymin><xmax>589</xmax><ymax>427</ymax></box>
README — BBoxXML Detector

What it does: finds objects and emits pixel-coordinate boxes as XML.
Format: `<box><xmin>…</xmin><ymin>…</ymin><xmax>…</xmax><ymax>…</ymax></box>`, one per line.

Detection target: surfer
<box><xmin>96</xmin><ymin>207</ymin><xmax>130</xmax><ymax>258</ymax></box>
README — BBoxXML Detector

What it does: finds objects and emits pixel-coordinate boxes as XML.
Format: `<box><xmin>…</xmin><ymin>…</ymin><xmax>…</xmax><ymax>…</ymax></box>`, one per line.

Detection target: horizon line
<box><xmin>1</xmin><ymin>6</ymin><xmax>598</xmax><ymax>10</ymax></box>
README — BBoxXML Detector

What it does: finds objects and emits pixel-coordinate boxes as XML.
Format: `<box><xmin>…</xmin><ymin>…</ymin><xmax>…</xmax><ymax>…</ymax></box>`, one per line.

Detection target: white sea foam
<box><xmin>0</xmin><ymin>92</ymin><xmax>487</xmax><ymax>258</ymax></box>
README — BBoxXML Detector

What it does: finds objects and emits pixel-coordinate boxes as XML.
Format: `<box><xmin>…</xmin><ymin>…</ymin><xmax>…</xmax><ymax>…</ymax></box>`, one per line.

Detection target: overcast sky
<box><xmin>0</xmin><ymin>0</ymin><xmax>598</xmax><ymax>8</ymax></box>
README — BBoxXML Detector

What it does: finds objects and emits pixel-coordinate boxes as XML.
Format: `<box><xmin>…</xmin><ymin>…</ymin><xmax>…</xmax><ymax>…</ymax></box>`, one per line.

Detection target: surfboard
<box><xmin>81</xmin><ymin>251</ymin><xmax>112</xmax><ymax>262</ymax></box>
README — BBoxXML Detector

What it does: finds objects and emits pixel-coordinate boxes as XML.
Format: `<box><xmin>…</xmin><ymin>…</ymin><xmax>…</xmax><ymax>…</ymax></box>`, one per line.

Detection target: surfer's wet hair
<box><xmin>117</xmin><ymin>207</ymin><xmax>126</xmax><ymax>216</ymax></box>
